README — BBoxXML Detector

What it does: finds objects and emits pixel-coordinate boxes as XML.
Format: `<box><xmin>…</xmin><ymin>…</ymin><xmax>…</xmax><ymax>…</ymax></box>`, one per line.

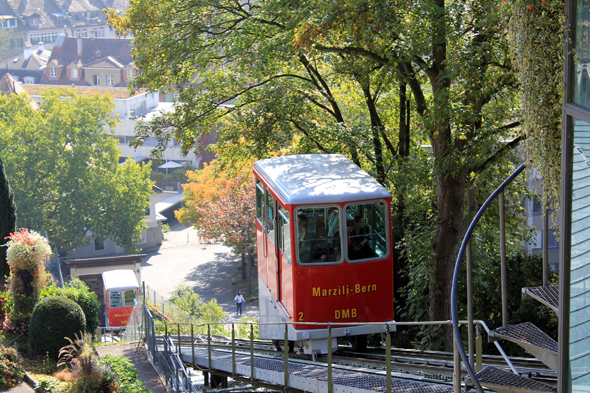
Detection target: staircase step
<box><xmin>465</xmin><ymin>366</ymin><xmax>556</xmax><ymax>393</ymax></box>
<box><xmin>488</xmin><ymin>322</ymin><xmax>557</xmax><ymax>371</ymax></box>
<box><xmin>522</xmin><ymin>286</ymin><xmax>559</xmax><ymax>314</ymax></box>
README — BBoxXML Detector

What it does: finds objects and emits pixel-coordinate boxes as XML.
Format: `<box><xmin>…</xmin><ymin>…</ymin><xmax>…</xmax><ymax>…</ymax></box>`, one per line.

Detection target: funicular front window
<box><xmin>109</xmin><ymin>289</ymin><xmax>137</xmax><ymax>308</ymax></box>
<box><xmin>345</xmin><ymin>202</ymin><xmax>388</xmax><ymax>261</ymax></box>
<box><xmin>296</xmin><ymin>206</ymin><xmax>342</xmax><ymax>264</ymax></box>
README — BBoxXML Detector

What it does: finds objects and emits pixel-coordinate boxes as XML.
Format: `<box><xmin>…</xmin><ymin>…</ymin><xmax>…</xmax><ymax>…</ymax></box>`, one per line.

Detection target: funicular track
<box><xmin>144</xmin><ymin>316</ymin><xmax>556</xmax><ymax>393</ymax></box>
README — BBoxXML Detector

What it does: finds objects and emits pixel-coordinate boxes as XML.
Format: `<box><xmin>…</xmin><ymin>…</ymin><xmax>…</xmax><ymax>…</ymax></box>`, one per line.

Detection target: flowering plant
<box><xmin>0</xmin><ymin>345</ymin><xmax>24</xmax><ymax>389</ymax></box>
<box><xmin>3</xmin><ymin>229</ymin><xmax>51</xmax><ymax>334</ymax></box>
<box><xmin>6</xmin><ymin>229</ymin><xmax>52</xmax><ymax>270</ymax></box>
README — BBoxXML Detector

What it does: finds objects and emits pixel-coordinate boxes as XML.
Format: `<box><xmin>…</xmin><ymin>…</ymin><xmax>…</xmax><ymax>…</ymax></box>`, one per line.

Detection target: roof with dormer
<box><xmin>53</xmin><ymin>0</ymin><xmax>105</xmax><ymax>13</ymax></box>
<box><xmin>41</xmin><ymin>36</ymin><xmax>132</xmax><ymax>85</ymax></box>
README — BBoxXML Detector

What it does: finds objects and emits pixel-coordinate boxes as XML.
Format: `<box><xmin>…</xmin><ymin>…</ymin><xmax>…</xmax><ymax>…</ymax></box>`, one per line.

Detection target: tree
<box><xmin>0</xmin><ymin>157</ymin><xmax>16</xmax><ymax>282</ymax></box>
<box><xmin>176</xmin><ymin>161</ymin><xmax>257</xmax><ymax>293</ymax></box>
<box><xmin>0</xmin><ymin>88</ymin><xmax>153</xmax><ymax>254</ymax></box>
<box><xmin>108</xmin><ymin>0</ymin><xmax>533</xmax><ymax>348</ymax></box>
<box><xmin>170</xmin><ymin>283</ymin><xmax>226</xmax><ymax>323</ymax></box>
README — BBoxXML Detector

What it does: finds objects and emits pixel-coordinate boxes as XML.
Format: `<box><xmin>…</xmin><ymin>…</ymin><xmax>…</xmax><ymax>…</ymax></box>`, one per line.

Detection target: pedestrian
<box><xmin>235</xmin><ymin>291</ymin><xmax>245</xmax><ymax>316</ymax></box>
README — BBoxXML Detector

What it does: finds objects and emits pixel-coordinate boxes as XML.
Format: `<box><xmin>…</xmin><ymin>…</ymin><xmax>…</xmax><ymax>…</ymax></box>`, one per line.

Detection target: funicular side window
<box><xmin>278</xmin><ymin>206</ymin><xmax>291</xmax><ymax>262</ymax></box>
<box><xmin>345</xmin><ymin>201</ymin><xmax>388</xmax><ymax>261</ymax></box>
<box><xmin>296</xmin><ymin>206</ymin><xmax>342</xmax><ymax>265</ymax></box>
<box><xmin>266</xmin><ymin>191</ymin><xmax>276</xmax><ymax>241</ymax></box>
<box><xmin>256</xmin><ymin>179</ymin><xmax>265</xmax><ymax>224</ymax></box>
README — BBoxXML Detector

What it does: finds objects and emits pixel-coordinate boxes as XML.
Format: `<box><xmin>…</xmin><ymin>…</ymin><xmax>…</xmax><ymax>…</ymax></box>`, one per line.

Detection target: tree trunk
<box><xmin>248</xmin><ymin>255</ymin><xmax>254</xmax><ymax>296</ymax></box>
<box><xmin>241</xmin><ymin>253</ymin><xmax>247</xmax><ymax>281</ymax></box>
<box><xmin>430</xmin><ymin>171</ymin><xmax>466</xmax><ymax>349</ymax></box>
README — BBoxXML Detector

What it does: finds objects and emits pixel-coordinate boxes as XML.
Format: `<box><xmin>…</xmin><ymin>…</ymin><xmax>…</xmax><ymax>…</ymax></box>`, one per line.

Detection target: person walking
<box><xmin>235</xmin><ymin>291</ymin><xmax>245</xmax><ymax>316</ymax></box>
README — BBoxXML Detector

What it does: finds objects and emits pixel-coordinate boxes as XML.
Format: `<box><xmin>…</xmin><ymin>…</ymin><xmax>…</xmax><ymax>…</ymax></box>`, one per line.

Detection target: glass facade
<box><xmin>570</xmin><ymin>119</ymin><xmax>590</xmax><ymax>392</ymax></box>
<box><xmin>573</xmin><ymin>0</ymin><xmax>590</xmax><ymax>109</ymax></box>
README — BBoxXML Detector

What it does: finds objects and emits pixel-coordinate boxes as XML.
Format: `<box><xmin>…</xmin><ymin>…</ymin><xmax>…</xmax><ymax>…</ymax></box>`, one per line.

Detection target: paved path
<box><xmin>140</xmin><ymin>222</ymin><xmax>259</xmax><ymax>321</ymax></box>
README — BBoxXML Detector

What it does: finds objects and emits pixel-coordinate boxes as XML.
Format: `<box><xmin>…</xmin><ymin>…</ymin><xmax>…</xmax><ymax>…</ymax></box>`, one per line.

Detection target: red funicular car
<box><xmin>102</xmin><ymin>269</ymin><xmax>139</xmax><ymax>328</ymax></box>
<box><xmin>254</xmin><ymin>154</ymin><xmax>394</xmax><ymax>354</ymax></box>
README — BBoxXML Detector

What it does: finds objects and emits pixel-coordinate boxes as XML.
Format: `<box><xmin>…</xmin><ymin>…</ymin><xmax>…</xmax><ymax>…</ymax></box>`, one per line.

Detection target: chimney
<box><xmin>76</xmin><ymin>37</ymin><xmax>82</xmax><ymax>56</ymax></box>
<box><xmin>23</xmin><ymin>41</ymin><xmax>32</xmax><ymax>60</ymax></box>
<box><xmin>37</xmin><ymin>41</ymin><xmax>44</xmax><ymax>51</ymax></box>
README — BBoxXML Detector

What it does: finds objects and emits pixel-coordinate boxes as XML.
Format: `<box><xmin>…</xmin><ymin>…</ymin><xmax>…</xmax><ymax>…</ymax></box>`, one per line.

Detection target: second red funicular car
<box><xmin>254</xmin><ymin>154</ymin><xmax>394</xmax><ymax>354</ymax></box>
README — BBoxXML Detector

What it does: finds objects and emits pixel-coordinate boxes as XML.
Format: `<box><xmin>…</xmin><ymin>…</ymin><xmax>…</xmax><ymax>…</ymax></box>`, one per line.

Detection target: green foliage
<box><xmin>40</xmin><ymin>279</ymin><xmax>100</xmax><ymax>335</ymax></box>
<box><xmin>170</xmin><ymin>284</ymin><xmax>226</xmax><ymax>324</ymax></box>
<box><xmin>29</xmin><ymin>296</ymin><xmax>86</xmax><ymax>360</ymax></box>
<box><xmin>0</xmin><ymin>88</ymin><xmax>153</xmax><ymax>254</ymax></box>
<box><xmin>0</xmin><ymin>343</ymin><xmax>24</xmax><ymax>389</ymax></box>
<box><xmin>110</xmin><ymin>0</ymin><xmax>544</xmax><ymax>348</ymax></box>
<box><xmin>161</xmin><ymin>223</ymin><xmax>171</xmax><ymax>233</ymax></box>
<box><xmin>99</xmin><ymin>355</ymin><xmax>151</xmax><ymax>393</ymax></box>
<box><xmin>235</xmin><ymin>318</ymin><xmax>259</xmax><ymax>340</ymax></box>
<box><xmin>0</xmin><ymin>157</ymin><xmax>16</xmax><ymax>281</ymax></box>
<box><xmin>35</xmin><ymin>378</ymin><xmax>60</xmax><ymax>393</ymax></box>
<box><xmin>508</xmin><ymin>0</ymin><xmax>564</xmax><ymax>209</ymax></box>
<box><xmin>69</xmin><ymin>344</ymin><xmax>117</xmax><ymax>393</ymax></box>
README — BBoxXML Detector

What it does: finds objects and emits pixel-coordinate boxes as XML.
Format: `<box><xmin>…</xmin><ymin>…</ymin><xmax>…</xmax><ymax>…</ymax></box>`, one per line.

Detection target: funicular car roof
<box><xmin>102</xmin><ymin>269</ymin><xmax>139</xmax><ymax>291</ymax></box>
<box><xmin>253</xmin><ymin>154</ymin><xmax>391</xmax><ymax>205</ymax></box>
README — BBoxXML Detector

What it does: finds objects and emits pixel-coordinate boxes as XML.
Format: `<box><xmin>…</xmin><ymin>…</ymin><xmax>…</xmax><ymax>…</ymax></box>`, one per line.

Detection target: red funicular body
<box><xmin>102</xmin><ymin>269</ymin><xmax>139</xmax><ymax>328</ymax></box>
<box><xmin>254</xmin><ymin>154</ymin><xmax>394</xmax><ymax>354</ymax></box>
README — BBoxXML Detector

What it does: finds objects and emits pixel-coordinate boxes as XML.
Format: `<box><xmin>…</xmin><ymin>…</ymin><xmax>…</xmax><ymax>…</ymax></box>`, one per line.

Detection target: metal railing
<box><xmin>451</xmin><ymin>163</ymin><xmax>526</xmax><ymax>393</ymax></box>
<box><xmin>139</xmin><ymin>300</ymin><xmax>498</xmax><ymax>393</ymax></box>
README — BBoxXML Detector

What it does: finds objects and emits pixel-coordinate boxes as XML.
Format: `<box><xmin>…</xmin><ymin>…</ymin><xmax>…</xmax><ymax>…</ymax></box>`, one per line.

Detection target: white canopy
<box><xmin>159</xmin><ymin>161</ymin><xmax>183</xmax><ymax>169</ymax></box>
<box><xmin>102</xmin><ymin>269</ymin><xmax>139</xmax><ymax>291</ymax></box>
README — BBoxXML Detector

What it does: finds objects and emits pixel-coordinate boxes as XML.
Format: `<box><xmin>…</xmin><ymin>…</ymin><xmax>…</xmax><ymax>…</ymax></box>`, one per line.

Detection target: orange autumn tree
<box><xmin>176</xmin><ymin>162</ymin><xmax>257</xmax><ymax>294</ymax></box>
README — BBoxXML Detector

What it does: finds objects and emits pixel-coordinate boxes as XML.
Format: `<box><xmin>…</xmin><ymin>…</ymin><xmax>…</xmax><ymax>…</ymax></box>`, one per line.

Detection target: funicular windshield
<box><xmin>296</xmin><ymin>206</ymin><xmax>342</xmax><ymax>264</ymax></box>
<box><xmin>345</xmin><ymin>202</ymin><xmax>388</xmax><ymax>261</ymax></box>
<box><xmin>109</xmin><ymin>289</ymin><xmax>138</xmax><ymax>308</ymax></box>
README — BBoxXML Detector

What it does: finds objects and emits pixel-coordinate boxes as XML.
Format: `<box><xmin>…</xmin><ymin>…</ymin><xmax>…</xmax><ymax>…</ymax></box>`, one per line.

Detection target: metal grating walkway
<box><xmin>466</xmin><ymin>366</ymin><xmax>556</xmax><ymax>393</ymax></box>
<box><xmin>522</xmin><ymin>286</ymin><xmax>559</xmax><ymax>314</ymax></box>
<box><xmin>178</xmin><ymin>347</ymin><xmax>456</xmax><ymax>393</ymax></box>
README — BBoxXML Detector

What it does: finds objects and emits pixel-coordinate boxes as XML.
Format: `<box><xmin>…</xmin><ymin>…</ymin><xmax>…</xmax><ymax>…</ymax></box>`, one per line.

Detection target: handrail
<box><xmin>451</xmin><ymin>163</ymin><xmax>526</xmax><ymax>393</ymax></box>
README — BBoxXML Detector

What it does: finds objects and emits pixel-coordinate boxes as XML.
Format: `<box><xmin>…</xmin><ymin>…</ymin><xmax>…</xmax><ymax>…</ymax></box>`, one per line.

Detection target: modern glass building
<box><xmin>561</xmin><ymin>1</ymin><xmax>590</xmax><ymax>392</ymax></box>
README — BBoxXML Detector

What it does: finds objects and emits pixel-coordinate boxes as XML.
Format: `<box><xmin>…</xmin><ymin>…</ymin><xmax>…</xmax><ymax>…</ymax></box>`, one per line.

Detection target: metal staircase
<box><xmin>522</xmin><ymin>286</ymin><xmax>559</xmax><ymax>315</ymax></box>
<box><xmin>451</xmin><ymin>164</ymin><xmax>560</xmax><ymax>393</ymax></box>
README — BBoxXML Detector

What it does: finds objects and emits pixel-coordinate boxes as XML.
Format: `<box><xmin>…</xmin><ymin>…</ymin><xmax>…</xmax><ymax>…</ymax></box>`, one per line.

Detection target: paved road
<box><xmin>140</xmin><ymin>222</ymin><xmax>259</xmax><ymax>322</ymax></box>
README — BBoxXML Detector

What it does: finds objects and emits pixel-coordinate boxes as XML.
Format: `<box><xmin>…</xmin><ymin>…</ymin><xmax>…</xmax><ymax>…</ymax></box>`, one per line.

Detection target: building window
<box><xmin>92</xmin><ymin>28</ymin><xmax>104</xmax><ymax>38</ymax></box>
<box><xmin>93</xmin><ymin>74</ymin><xmax>100</xmax><ymax>85</ymax></box>
<box><xmin>94</xmin><ymin>238</ymin><xmax>105</xmax><ymax>251</ymax></box>
<box><xmin>29</xmin><ymin>34</ymin><xmax>40</xmax><ymax>44</ymax></box>
<box><xmin>50</xmin><ymin>68</ymin><xmax>57</xmax><ymax>77</ymax></box>
<box><xmin>75</xmin><ymin>29</ymin><xmax>88</xmax><ymax>38</ymax></box>
<box><xmin>23</xmin><ymin>77</ymin><xmax>34</xmax><ymax>84</ymax></box>
<box><xmin>106</xmin><ymin>75</ymin><xmax>114</xmax><ymax>86</ymax></box>
<box><xmin>71</xmin><ymin>68</ymin><xmax>78</xmax><ymax>78</ymax></box>
<box><xmin>30</xmin><ymin>17</ymin><xmax>38</xmax><ymax>25</ymax></box>
<box><xmin>1</xmin><ymin>19</ymin><xmax>17</xmax><ymax>29</ymax></box>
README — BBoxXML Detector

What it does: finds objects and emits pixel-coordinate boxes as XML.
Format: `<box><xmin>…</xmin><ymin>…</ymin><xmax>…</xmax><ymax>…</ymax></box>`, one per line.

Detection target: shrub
<box><xmin>40</xmin><ymin>278</ymin><xmax>100</xmax><ymax>335</ymax></box>
<box><xmin>99</xmin><ymin>355</ymin><xmax>151</xmax><ymax>393</ymax></box>
<box><xmin>0</xmin><ymin>344</ymin><xmax>24</xmax><ymax>389</ymax></box>
<box><xmin>29</xmin><ymin>296</ymin><xmax>86</xmax><ymax>360</ymax></box>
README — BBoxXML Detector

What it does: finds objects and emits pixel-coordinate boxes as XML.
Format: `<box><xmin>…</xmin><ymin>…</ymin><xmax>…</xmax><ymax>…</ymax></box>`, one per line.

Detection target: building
<box><xmin>0</xmin><ymin>40</ymin><xmax>50</xmax><ymax>84</ymax></box>
<box><xmin>41</xmin><ymin>34</ymin><xmax>134</xmax><ymax>86</ymax></box>
<box><xmin>0</xmin><ymin>0</ymin><xmax>127</xmax><ymax>55</ymax></box>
